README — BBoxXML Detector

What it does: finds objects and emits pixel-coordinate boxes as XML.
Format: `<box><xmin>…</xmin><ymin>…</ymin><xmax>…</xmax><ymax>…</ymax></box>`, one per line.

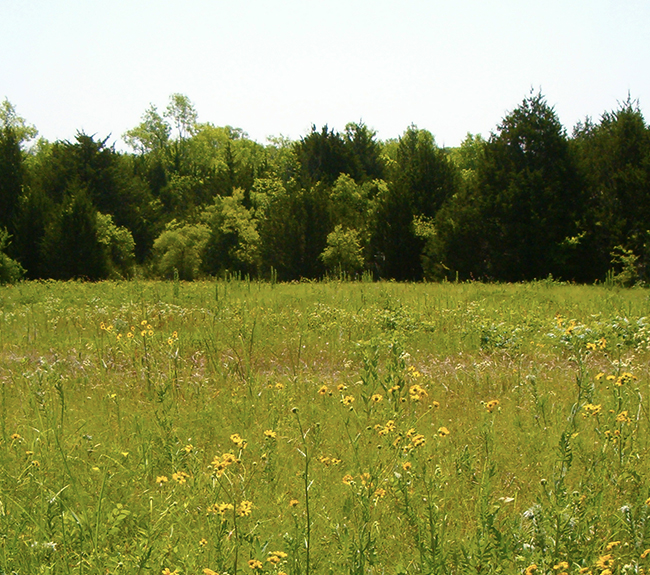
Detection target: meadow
<box><xmin>1</xmin><ymin>279</ymin><xmax>649</xmax><ymax>575</ymax></box>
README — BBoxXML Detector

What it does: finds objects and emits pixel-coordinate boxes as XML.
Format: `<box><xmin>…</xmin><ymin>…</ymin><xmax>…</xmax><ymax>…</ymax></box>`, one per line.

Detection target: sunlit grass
<box><xmin>1</xmin><ymin>279</ymin><xmax>649</xmax><ymax>574</ymax></box>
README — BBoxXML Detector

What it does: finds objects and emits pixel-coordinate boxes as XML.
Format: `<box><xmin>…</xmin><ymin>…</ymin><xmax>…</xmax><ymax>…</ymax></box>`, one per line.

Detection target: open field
<box><xmin>1</xmin><ymin>279</ymin><xmax>650</xmax><ymax>575</ymax></box>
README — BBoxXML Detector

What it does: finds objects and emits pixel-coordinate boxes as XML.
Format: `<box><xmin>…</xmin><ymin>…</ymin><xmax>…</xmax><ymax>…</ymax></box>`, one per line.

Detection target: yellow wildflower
<box><xmin>554</xmin><ymin>562</ymin><xmax>569</xmax><ymax>571</ymax></box>
<box><xmin>374</xmin><ymin>487</ymin><xmax>387</xmax><ymax>498</ymax></box>
<box><xmin>342</xmin><ymin>395</ymin><xmax>355</xmax><ymax>406</ymax></box>
<box><xmin>605</xmin><ymin>541</ymin><xmax>621</xmax><ymax>551</ymax></box>
<box><xmin>230</xmin><ymin>433</ymin><xmax>246</xmax><ymax>448</ymax></box>
<box><xmin>337</xmin><ymin>383</ymin><xmax>347</xmax><ymax>391</ymax></box>
<box><xmin>156</xmin><ymin>475</ymin><xmax>169</xmax><ymax>485</ymax></box>
<box><xmin>616</xmin><ymin>411</ymin><xmax>631</xmax><ymax>424</ymax></box>
<box><xmin>409</xmin><ymin>384</ymin><xmax>428</xmax><ymax>401</ymax></box>
<box><xmin>10</xmin><ymin>433</ymin><xmax>21</xmax><ymax>440</ymax></box>
<box><xmin>402</xmin><ymin>461</ymin><xmax>412</xmax><ymax>471</ymax></box>
<box><xmin>248</xmin><ymin>559</ymin><xmax>263</xmax><ymax>570</ymax></box>
<box><xmin>640</xmin><ymin>549</ymin><xmax>650</xmax><ymax>559</ymax></box>
<box><xmin>371</xmin><ymin>393</ymin><xmax>383</xmax><ymax>403</ymax></box>
<box><xmin>596</xmin><ymin>555</ymin><xmax>614</xmax><ymax>570</ymax></box>
<box><xmin>486</xmin><ymin>399</ymin><xmax>500</xmax><ymax>413</ymax></box>
<box><xmin>596</xmin><ymin>372</ymin><xmax>605</xmax><ymax>381</ymax></box>
<box><xmin>172</xmin><ymin>471</ymin><xmax>190</xmax><ymax>484</ymax></box>
<box><xmin>289</xmin><ymin>499</ymin><xmax>299</xmax><ymax>507</ymax></box>
<box><xmin>318</xmin><ymin>385</ymin><xmax>329</xmax><ymax>395</ymax></box>
<box><xmin>199</xmin><ymin>538</ymin><xmax>208</xmax><ymax>547</ymax></box>
<box><xmin>438</xmin><ymin>426</ymin><xmax>450</xmax><ymax>437</ymax></box>
<box><xmin>342</xmin><ymin>474</ymin><xmax>354</xmax><ymax>485</ymax></box>
<box><xmin>237</xmin><ymin>500</ymin><xmax>253</xmax><ymax>517</ymax></box>
<box><xmin>264</xmin><ymin>429</ymin><xmax>277</xmax><ymax>439</ymax></box>
<box><xmin>275</xmin><ymin>382</ymin><xmax>285</xmax><ymax>390</ymax></box>
<box><xmin>432</xmin><ymin>400</ymin><xmax>440</xmax><ymax>408</ymax></box>
<box><xmin>203</xmin><ymin>569</ymin><xmax>219</xmax><ymax>575</ymax></box>
<box><xmin>525</xmin><ymin>565</ymin><xmax>538</xmax><ymax>575</ymax></box>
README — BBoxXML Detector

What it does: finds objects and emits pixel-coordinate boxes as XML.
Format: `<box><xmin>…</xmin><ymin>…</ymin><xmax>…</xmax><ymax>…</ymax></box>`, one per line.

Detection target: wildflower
<box><xmin>406</xmin><ymin>428</ymin><xmax>416</xmax><ymax>438</ymax></box>
<box><xmin>342</xmin><ymin>395</ymin><xmax>355</xmax><ymax>406</ymax></box>
<box><xmin>606</xmin><ymin>541</ymin><xmax>621</xmax><ymax>552</ymax></box>
<box><xmin>337</xmin><ymin>383</ymin><xmax>347</xmax><ymax>391</ymax></box>
<box><xmin>371</xmin><ymin>393</ymin><xmax>383</xmax><ymax>403</ymax></box>
<box><xmin>438</xmin><ymin>426</ymin><xmax>450</xmax><ymax>437</ymax></box>
<box><xmin>596</xmin><ymin>555</ymin><xmax>614</xmax><ymax>570</ymax></box>
<box><xmin>264</xmin><ymin>429</ymin><xmax>277</xmax><ymax>439</ymax></box>
<box><xmin>640</xmin><ymin>549</ymin><xmax>650</xmax><ymax>559</ymax></box>
<box><xmin>645</xmin><ymin>497</ymin><xmax>650</xmax><ymax>506</ymax></box>
<box><xmin>141</xmin><ymin>330</ymin><xmax>147</xmax><ymax>337</ymax></box>
<box><xmin>162</xmin><ymin>569</ymin><xmax>178</xmax><ymax>575</ymax></box>
<box><xmin>411</xmin><ymin>434</ymin><xmax>426</xmax><ymax>447</ymax></box>
<box><xmin>554</xmin><ymin>562</ymin><xmax>569</xmax><ymax>571</ymax></box>
<box><xmin>10</xmin><ymin>433</ymin><xmax>21</xmax><ymax>440</ymax></box>
<box><xmin>157</xmin><ymin>476</ymin><xmax>169</xmax><ymax>486</ymax></box>
<box><xmin>127</xmin><ymin>332</ymin><xmax>134</xmax><ymax>338</ymax></box>
<box><xmin>586</xmin><ymin>342</ymin><xmax>597</xmax><ymax>351</ymax></box>
<box><xmin>616</xmin><ymin>411</ymin><xmax>631</xmax><ymax>424</ymax></box>
<box><xmin>374</xmin><ymin>487</ymin><xmax>387</xmax><ymax>498</ymax></box>
<box><xmin>525</xmin><ymin>564</ymin><xmax>538</xmax><ymax>575</ymax></box>
<box><xmin>596</xmin><ymin>372</ymin><xmax>605</xmax><ymax>381</ymax></box>
<box><xmin>318</xmin><ymin>385</ymin><xmax>329</xmax><ymax>395</ymax></box>
<box><xmin>409</xmin><ymin>384</ymin><xmax>428</xmax><ymax>401</ymax></box>
<box><xmin>203</xmin><ymin>569</ymin><xmax>219</xmax><ymax>575</ymax></box>
<box><xmin>289</xmin><ymin>499</ymin><xmax>299</xmax><ymax>507</ymax></box>
<box><xmin>388</xmin><ymin>384</ymin><xmax>400</xmax><ymax>394</ymax></box>
<box><xmin>402</xmin><ymin>461</ymin><xmax>412</xmax><ymax>471</ymax></box>
<box><xmin>605</xmin><ymin>375</ymin><xmax>615</xmax><ymax>382</ymax></box>
<box><xmin>248</xmin><ymin>559</ymin><xmax>263</xmax><ymax>570</ymax></box>
<box><xmin>172</xmin><ymin>471</ymin><xmax>190</xmax><ymax>484</ymax></box>
<box><xmin>267</xmin><ymin>551</ymin><xmax>288</xmax><ymax>565</ymax></box>
<box><xmin>199</xmin><ymin>538</ymin><xmax>208</xmax><ymax>547</ymax></box>
<box><xmin>360</xmin><ymin>472</ymin><xmax>372</xmax><ymax>487</ymax></box>
<box><xmin>230</xmin><ymin>433</ymin><xmax>246</xmax><ymax>448</ymax></box>
<box><xmin>432</xmin><ymin>401</ymin><xmax>440</xmax><ymax>408</ymax></box>
<box><xmin>184</xmin><ymin>444</ymin><xmax>193</xmax><ymax>453</ymax></box>
<box><xmin>275</xmin><ymin>382</ymin><xmax>285</xmax><ymax>390</ymax></box>
<box><xmin>579</xmin><ymin>569</ymin><xmax>592</xmax><ymax>575</ymax></box>
<box><xmin>210</xmin><ymin>502</ymin><xmax>234</xmax><ymax>515</ymax></box>
<box><xmin>485</xmin><ymin>399</ymin><xmax>500</xmax><ymax>413</ymax></box>
<box><xmin>342</xmin><ymin>474</ymin><xmax>354</xmax><ymax>485</ymax></box>
<box><xmin>615</xmin><ymin>372</ymin><xmax>636</xmax><ymax>386</ymax></box>
<box><xmin>319</xmin><ymin>455</ymin><xmax>332</xmax><ymax>466</ymax></box>
<box><xmin>582</xmin><ymin>403</ymin><xmax>602</xmax><ymax>417</ymax></box>
<box><xmin>237</xmin><ymin>500</ymin><xmax>253</xmax><ymax>516</ymax></box>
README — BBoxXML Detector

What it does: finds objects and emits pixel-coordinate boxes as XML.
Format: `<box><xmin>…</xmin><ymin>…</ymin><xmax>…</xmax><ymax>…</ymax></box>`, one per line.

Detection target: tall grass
<box><xmin>1</xmin><ymin>279</ymin><xmax>649</xmax><ymax>574</ymax></box>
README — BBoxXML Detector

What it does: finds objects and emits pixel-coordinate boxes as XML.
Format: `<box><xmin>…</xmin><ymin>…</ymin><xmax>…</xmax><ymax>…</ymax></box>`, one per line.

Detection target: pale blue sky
<box><xmin>1</xmin><ymin>0</ymin><xmax>648</xmax><ymax>148</ymax></box>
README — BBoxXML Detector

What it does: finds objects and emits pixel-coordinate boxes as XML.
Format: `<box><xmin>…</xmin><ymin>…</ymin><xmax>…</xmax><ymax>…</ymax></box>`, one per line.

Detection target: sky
<box><xmin>1</xmin><ymin>0</ymin><xmax>649</xmax><ymax>149</ymax></box>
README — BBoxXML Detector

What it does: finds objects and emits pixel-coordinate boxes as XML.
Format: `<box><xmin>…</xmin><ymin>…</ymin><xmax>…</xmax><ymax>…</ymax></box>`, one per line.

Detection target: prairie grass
<box><xmin>1</xmin><ymin>279</ymin><xmax>649</xmax><ymax>574</ymax></box>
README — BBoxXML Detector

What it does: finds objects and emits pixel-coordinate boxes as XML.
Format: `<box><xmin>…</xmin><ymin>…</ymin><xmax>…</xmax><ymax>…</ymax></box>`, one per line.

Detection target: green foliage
<box><xmin>41</xmin><ymin>185</ymin><xmax>109</xmax><ymax>280</ymax></box>
<box><xmin>152</xmin><ymin>221</ymin><xmax>210</xmax><ymax>280</ymax></box>
<box><xmin>1</xmin><ymin>281</ymin><xmax>650</xmax><ymax>573</ymax></box>
<box><xmin>0</xmin><ymin>228</ymin><xmax>24</xmax><ymax>283</ymax></box>
<box><xmin>201</xmin><ymin>188</ymin><xmax>261</xmax><ymax>276</ymax></box>
<box><xmin>96</xmin><ymin>213</ymin><xmax>136</xmax><ymax>279</ymax></box>
<box><xmin>320</xmin><ymin>225</ymin><xmax>365</xmax><ymax>277</ymax></box>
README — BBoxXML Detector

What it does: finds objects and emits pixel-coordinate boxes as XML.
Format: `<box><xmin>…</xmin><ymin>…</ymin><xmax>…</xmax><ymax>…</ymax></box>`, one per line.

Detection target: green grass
<box><xmin>1</xmin><ymin>279</ymin><xmax>650</xmax><ymax>574</ymax></box>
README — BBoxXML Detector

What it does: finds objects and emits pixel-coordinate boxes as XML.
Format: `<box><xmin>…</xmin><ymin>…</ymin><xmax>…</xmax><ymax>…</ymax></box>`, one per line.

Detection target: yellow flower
<box><xmin>438</xmin><ymin>426</ymin><xmax>450</xmax><ymax>437</ymax></box>
<box><xmin>337</xmin><ymin>383</ymin><xmax>347</xmax><ymax>391</ymax></box>
<box><xmin>371</xmin><ymin>393</ymin><xmax>383</xmax><ymax>403</ymax></box>
<box><xmin>596</xmin><ymin>372</ymin><xmax>605</xmax><ymax>381</ymax></box>
<box><xmin>289</xmin><ymin>499</ymin><xmax>299</xmax><ymax>507</ymax></box>
<box><xmin>525</xmin><ymin>564</ymin><xmax>538</xmax><ymax>575</ymax></box>
<box><xmin>141</xmin><ymin>330</ymin><xmax>147</xmax><ymax>337</ymax></box>
<box><xmin>586</xmin><ymin>342</ymin><xmax>597</xmax><ymax>351</ymax></box>
<box><xmin>264</xmin><ymin>429</ymin><xmax>277</xmax><ymax>439</ymax></box>
<box><xmin>199</xmin><ymin>538</ymin><xmax>208</xmax><ymax>547</ymax></box>
<box><xmin>374</xmin><ymin>487</ymin><xmax>387</xmax><ymax>498</ymax></box>
<box><xmin>162</xmin><ymin>569</ymin><xmax>178</xmax><ymax>575</ymax></box>
<box><xmin>402</xmin><ymin>461</ymin><xmax>412</xmax><ymax>471</ymax></box>
<box><xmin>237</xmin><ymin>500</ymin><xmax>253</xmax><ymax>517</ymax></box>
<box><xmin>409</xmin><ymin>384</ymin><xmax>428</xmax><ymax>401</ymax></box>
<box><xmin>605</xmin><ymin>541</ymin><xmax>621</xmax><ymax>551</ymax></box>
<box><xmin>183</xmin><ymin>444</ymin><xmax>193</xmax><ymax>453</ymax></box>
<box><xmin>156</xmin><ymin>475</ymin><xmax>169</xmax><ymax>485</ymax></box>
<box><xmin>554</xmin><ymin>562</ymin><xmax>569</xmax><ymax>571</ymax></box>
<box><xmin>172</xmin><ymin>471</ymin><xmax>190</xmax><ymax>484</ymax></box>
<box><xmin>640</xmin><ymin>548</ymin><xmax>650</xmax><ymax>560</ymax></box>
<box><xmin>583</xmin><ymin>403</ymin><xmax>602</xmax><ymax>417</ymax></box>
<box><xmin>10</xmin><ymin>433</ymin><xmax>21</xmax><ymax>440</ymax></box>
<box><xmin>596</xmin><ymin>555</ymin><xmax>614</xmax><ymax>570</ymax></box>
<box><xmin>318</xmin><ymin>385</ymin><xmax>329</xmax><ymax>395</ymax></box>
<box><xmin>485</xmin><ymin>399</ymin><xmax>500</xmax><ymax>412</ymax></box>
<box><xmin>598</xmin><ymin>337</ymin><xmax>607</xmax><ymax>349</ymax></box>
<box><xmin>342</xmin><ymin>474</ymin><xmax>354</xmax><ymax>485</ymax></box>
<box><xmin>616</xmin><ymin>411</ymin><xmax>631</xmax><ymax>423</ymax></box>
<box><xmin>203</xmin><ymin>569</ymin><xmax>219</xmax><ymax>575</ymax></box>
<box><xmin>411</xmin><ymin>434</ymin><xmax>426</xmax><ymax>447</ymax></box>
<box><xmin>388</xmin><ymin>384</ymin><xmax>400</xmax><ymax>394</ymax></box>
<box><xmin>275</xmin><ymin>382</ymin><xmax>285</xmax><ymax>390</ymax></box>
<box><xmin>431</xmin><ymin>401</ymin><xmax>440</xmax><ymax>408</ymax></box>
<box><xmin>230</xmin><ymin>433</ymin><xmax>246</xmax><ymax>448</ymax></box>
<box><xmin>248</xmin><ymin>559</ymin><xmax>263</xmax><ymax>570</ymax></box>
<box><xmin>342</xmin><ymin>395</ymin><xmax>355</xmax><ymax>406</ymax></box>
<box><xmin>645</xmin><ymin>497</ymin><xmax>650</xmax><ymax>506</ymax></box>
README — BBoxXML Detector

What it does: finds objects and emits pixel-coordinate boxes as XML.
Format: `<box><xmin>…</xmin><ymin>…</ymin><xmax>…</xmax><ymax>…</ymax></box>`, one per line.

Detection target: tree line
<box><xmin>1</xmin><ymin>91</ymin><xmax>649</xmax><ymax>285</ymax></box>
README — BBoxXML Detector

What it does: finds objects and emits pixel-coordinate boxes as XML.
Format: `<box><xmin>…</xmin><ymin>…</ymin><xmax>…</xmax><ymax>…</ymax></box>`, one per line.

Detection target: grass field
<box><xmin>1</xmin><ymin>279</ymin><xmax>650</xmax><ymax>575</ymax></box>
